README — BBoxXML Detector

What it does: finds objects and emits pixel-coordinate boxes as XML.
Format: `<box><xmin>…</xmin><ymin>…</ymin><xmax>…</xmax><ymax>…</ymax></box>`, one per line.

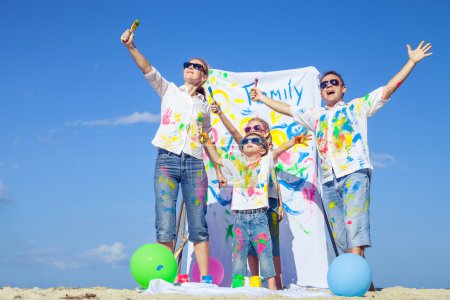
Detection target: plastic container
<box><xmin>201</xmin><ymin>275</ymin><xmax>213</xmax><ymax>284</ymax></box>
<box><xmin>249</xmin><ymin>275</ymin><xmax>262</xmax><ymax>287</ymax></box>
<box><xmin>177</xmin><ymin>274</ymin><xmax>189</xmax><ymax>283</ymax></box>
<box><xmin>231</xmin><ymin>274</ymin><xmax>245</xmax><ymax>288</ymax></box>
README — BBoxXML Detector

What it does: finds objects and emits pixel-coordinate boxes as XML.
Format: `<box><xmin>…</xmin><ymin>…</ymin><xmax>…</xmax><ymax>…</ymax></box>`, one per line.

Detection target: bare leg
<box><xmin>267</xmin><ymin>277</ymin><xmax>277</xmax><ymax>290</ymax></box>
<box><xmin>158</xmin><ymin>241</ymin><xmax>175</xmax><ymax>252</ymax></box>
<box><xmin>248</xmin><ymin>255</ymin><xmax>259</xmax><ymax>276</ymax></box>
<box><xmin>273</xmin><ymin>255</ymin><xmax>283</xmax><ymax>290</ymax></box>
<box><xmin>348</xmin><ymin>246</ymin><xmax>375</xmax><ymax>291</ymax></box>
<box><xmin>194</xmin><ymin>241</ymin><xmax>210</xmax><ymax>277</ymax></box>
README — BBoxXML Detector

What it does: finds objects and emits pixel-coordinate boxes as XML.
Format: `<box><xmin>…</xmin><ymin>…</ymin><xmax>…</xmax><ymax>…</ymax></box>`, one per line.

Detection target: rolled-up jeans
<box><xmin>322</xmin><ymin>168</ymin><xmax>371</xmax><ymax>252</ymax></box>
<box><xmin>154</xmin><ymin>148</ymin><xmax>209</xmax><ymax>243</ymax></box>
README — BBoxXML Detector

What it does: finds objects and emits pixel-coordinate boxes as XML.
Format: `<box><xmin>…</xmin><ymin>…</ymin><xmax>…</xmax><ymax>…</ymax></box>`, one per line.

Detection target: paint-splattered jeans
<box><xmin>322</xmin><ymin>168</ymin><xmax>371</xmax><ymax>252</ymax></box>
<box><xmin>248</xmin><ymin>197</ymin><xmax>280</xmax><ymax>257</ymax></box>
<box><xmin>232</xmin><ymin>209</ymin><xmax>276</xmax><ymax>279</ymax></box>
<box><xmin>154</xmin><ymin>148</ymin><xmax>209</xmax><ymax>243</ymax></box>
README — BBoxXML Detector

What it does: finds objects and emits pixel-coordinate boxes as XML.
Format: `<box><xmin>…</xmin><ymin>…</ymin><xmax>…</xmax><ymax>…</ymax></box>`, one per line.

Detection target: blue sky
<box><xmin>1</xmin><ymin>0</ymin><xmax>449</xmax><ymax>289</ymax></box>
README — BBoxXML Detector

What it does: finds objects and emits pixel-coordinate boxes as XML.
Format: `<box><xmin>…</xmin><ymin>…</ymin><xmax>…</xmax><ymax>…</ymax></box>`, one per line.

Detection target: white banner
<box><xmin>187</xmin><ymin>66</ymin><xmax>329</xmax><ymax>288</ymax></box>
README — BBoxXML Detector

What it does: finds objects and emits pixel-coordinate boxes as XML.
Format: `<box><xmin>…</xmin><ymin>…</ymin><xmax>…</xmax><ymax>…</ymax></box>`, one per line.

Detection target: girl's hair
<box><xmin>190</xmin><ymin>57</ymin><xmax>210</xmax><ymax>98</ymax></box>
<box><xmin>249</xmin><ymin>117</ymin><xmax>273</xmax><ymax>150</ymax></box>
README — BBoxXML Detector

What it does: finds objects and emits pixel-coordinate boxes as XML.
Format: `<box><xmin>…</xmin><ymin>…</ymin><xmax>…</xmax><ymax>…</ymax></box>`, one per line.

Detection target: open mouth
<box><xmin>326</xmin><ymin>90</ymin><xmax>335</xmax><ymax>96</ymax></box>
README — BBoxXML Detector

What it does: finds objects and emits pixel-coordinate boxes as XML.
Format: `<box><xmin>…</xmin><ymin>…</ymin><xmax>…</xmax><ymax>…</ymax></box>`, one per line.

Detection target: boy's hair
<box><xmin>320</xmin><ymin>70</ymin><xmax>345</xmax><ymax>87</ymax></box>
<box><xmin>240</xmin><ymin>132</ymin><xmax>269</xmax><ymax>157</ymax></box>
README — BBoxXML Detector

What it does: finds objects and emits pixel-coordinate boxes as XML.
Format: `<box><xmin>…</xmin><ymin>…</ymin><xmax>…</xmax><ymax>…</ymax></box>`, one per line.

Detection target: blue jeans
<box><xmin>232</xmin><ymin>209</ymin><xmax>276</xmax><ymax>279</ymax></box>
<box><xmin>248</xmin><ymin>197</ymin><xmax>280</xmax><ymax>257</ymax></box>
<box><xmin>323</xmin><ymin>169</ymin><xmax>371</xmax><ymax>252</ymax></box>
<box><xmin>154</xmin><ymin>148</ymin><xmax>209</xmax><ymax>243</ymax></box>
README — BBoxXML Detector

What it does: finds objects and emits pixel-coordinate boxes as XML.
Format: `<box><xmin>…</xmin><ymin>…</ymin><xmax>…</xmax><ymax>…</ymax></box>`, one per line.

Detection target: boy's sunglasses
<box><xmin>183</xmin><ymin>62</ymin><xmax>206</xmax><ymax>73</ymax></box>
<box><xmin>244</xmin><ymin>124</ymin><xmax>266</xmax><ymax>133</ymax></box>
<box><xmin>320</xmin><ymin>79</ymin><xmax>340</xmax><ymax>89</ymax></box>
<box><xmin>241</xmin><ymin>137</ymin><xmax>263</xmax><ymax>146</ymax></box>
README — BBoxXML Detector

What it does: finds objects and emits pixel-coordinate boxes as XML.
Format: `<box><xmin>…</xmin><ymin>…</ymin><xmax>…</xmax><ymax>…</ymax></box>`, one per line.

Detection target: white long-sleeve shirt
<box><xmin>145</xmin><ymin>67</ymin><xmax>215</xmax><ymax>159</ymax></box>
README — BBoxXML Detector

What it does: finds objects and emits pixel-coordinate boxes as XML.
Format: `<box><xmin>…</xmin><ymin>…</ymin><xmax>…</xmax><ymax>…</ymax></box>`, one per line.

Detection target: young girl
<box><xmin>210</xmin><ymin>102</ymin><xmax>298</xmax><ymax>289</ymax></box>
<box><xmin>201</xmin><ymin>129</ymin><xmax>310</xmax><ymax>290</ymax></box>
<box><xmin>120</xmin><ymin>28</ymin><xmax>225</xmax><ymax>278</ymax></box>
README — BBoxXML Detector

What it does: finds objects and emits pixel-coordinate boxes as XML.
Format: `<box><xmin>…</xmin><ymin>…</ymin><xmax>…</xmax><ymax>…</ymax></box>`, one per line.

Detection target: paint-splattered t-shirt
<box><xmin>222</xmin><ymin>152</ymin><xmax>275</xmax><ymax>210</ymax></box>
<box><xmin>291</xmin><ymin>87</ymin><xmax>389</xmax><ymax>183</ymax></box>
<box><xmin>145</xmin><ymin>67</ymin><xmax>215</xmax><ymax>160</ymax></box>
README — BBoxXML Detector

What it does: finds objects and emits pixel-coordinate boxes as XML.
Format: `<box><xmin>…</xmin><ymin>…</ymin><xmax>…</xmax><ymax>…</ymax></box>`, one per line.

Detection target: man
<box><xmin>250</xmin><ymin>41</ymin><xmax>432</xmax><ymax>258</ymax></box>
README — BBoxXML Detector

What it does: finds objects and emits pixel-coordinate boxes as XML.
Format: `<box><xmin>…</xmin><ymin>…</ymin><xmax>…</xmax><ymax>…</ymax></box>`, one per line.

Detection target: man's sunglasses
<box><xmin>183</xmin><ymin>62</ymin><xmax>206</xmax><ymax>73</ymax></box>
<box><xmin>320</xmin><ymin>79</ymin><xmax>340</xmax><ymax>89</ymax></box>
<box><xmin>243</xmin><ymin>124</ymin><xmax>266</xmax><ymax>133</ymax></box>
<box><xmin>241</xmin><ymin>137</ymin><xmax>263</xmax><ymax>146</ymax></box>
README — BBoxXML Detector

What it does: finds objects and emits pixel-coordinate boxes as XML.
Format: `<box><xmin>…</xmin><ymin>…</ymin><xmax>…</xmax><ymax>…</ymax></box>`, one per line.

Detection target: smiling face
<box><xmin>240</xmin><ymin>133</ymin><xmax>268</xmax><ymax>157</ymax></box>
<box><xmin>320</xmin><ymin>73</ymin><xmax>346</xmax><ymax>108</ymax></box>
<box><xmin>183</xmin><ymin>59</ymin><xmax>208</xmax><ymax>87</ymax></box>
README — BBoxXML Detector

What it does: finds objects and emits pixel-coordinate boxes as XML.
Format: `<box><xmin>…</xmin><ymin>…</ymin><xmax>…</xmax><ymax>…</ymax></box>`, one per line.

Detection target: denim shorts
<box><xmin>248</xmin><ymin>197</ymin><xmax>280</xmax><ymax>257</ymax></box>
<box><xmin>322</xmin><ymin>169</ymin><xmax>371</xmax><ymax>252</ymax></box>
<box><xmin>154</xmin><ymin>148</ymin><xmax>209</xmax><ymax>243</ymax></box>
<box><xmin>232</xmin><ymin>210</ymin><xmax>276</xmax><ymax>279</ymax></box>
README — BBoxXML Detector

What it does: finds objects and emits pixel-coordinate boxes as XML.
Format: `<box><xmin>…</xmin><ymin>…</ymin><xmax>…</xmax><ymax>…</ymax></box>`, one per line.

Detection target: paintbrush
<box><xmin>122</xmin><ymin>19</ymin><xmax>140</xmax><ymax>42</ymax></box>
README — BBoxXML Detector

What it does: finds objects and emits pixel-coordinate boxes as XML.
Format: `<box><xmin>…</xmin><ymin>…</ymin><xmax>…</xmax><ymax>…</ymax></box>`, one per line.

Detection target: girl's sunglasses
<box><xmin>183</xmin><ymin>62</ymin><xmax>206</xmax><ymax>73</ymax></box>
<box><xmin>243</xmin><ymin>124</ymin><xmax>266</xmax><ymax>133</ymax></box>
<box><xmin>241</xmin><ymin>137</ymin><xmax>263</xmax><ymax>146</ymax></box>
<box><xmin>320</xmin><ymin>79</ymin><xmax>340</xmax><ymax>89</ymax></box>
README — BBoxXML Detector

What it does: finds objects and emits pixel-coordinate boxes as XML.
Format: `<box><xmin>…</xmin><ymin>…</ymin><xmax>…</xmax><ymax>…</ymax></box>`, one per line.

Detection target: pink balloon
<box><xmin>190</xmin><ymin>256</ymin><xmax>224</xmax><ymax>285</ymax></box>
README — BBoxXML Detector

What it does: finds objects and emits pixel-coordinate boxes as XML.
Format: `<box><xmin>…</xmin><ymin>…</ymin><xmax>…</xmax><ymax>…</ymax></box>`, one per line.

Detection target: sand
<box><xmin>1</xmin><ymin>286</ymin><xmax>449</xmax><ymax>300</ymax></box>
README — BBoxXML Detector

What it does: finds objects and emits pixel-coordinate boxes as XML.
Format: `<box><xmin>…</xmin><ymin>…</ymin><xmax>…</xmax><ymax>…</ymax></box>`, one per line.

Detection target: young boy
<box><xmin>201</xmin><ymin>129</ymin><xmax>310</xmax><ymax>290</ymax></box>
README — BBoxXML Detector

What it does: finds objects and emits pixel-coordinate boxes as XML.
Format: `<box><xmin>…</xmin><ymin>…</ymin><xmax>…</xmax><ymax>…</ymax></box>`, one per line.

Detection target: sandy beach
<box><xmin>1</xmin><ymin>286</ymin><xmax>449</xmax><ymax>300</ymax></box>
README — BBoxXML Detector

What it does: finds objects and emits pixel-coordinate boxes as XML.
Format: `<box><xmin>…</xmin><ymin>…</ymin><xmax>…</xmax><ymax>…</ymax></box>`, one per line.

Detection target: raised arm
<box><xmin>382</xmin><ymin>41</ymin><xmax>432</xmax><ymax>100</ymax></box>
<box><xmin>250</xmin><ymin>88</ymin><xmax>293</xmax><ymax>117</ymax></box>
<box><xmin>211</xmin><ymin>103</ymin><xmax>244</xmax><ymax>145</ymax></box>
<box><xmin>120</xmin><ymin>29</ymin><xmax>152</xmax><ymax>74</ymax></box>
<box><xmin>272</xmin><ymin>132</ymin><xmax>312</xmax><ymax>161</ymax></box>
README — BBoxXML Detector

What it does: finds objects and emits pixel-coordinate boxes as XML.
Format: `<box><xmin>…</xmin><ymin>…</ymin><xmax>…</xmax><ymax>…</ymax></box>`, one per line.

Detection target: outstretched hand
<box><xmin>120</xmin><ymin>29</ymin><xmax>134</xmax><ymax>47</ymax></box>
<box><xmin>211</xmin><ymin>102</ymin><xmax>222</xmax><ymax>114</ymax></box>
<box><xmin>407</xmin><ymin>41</ymin><xmax>432</xmax><ymax>64</ymax></box>
<box><xmin>250</xmin><ymin>88</ymin><xmax>264</xmax><ymax>102</ymax></box>
<box><xmin>294</xmin><ymin>132</ymin><xmax>313</xmax><ymax>146</ymax></box>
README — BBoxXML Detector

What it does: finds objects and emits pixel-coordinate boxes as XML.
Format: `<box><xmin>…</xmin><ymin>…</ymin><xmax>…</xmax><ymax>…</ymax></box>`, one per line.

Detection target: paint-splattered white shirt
<box><xmin>145</xmin><ymin>67</ymin><xmax>215</xmax><ymax>160</ymax></box>
<box><xmin>291</xmin><ymin>87</ymin><xmax>389</xmax><ymax>183</ymax></box>
<box><xmin>222</xmin><ymin>152</ymin><xmax>275</xmax><ymax>210</ymax></box>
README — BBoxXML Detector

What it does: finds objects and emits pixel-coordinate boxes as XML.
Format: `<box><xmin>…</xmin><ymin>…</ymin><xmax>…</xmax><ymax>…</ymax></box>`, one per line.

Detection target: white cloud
<box><xmin>371</xmin><ymin>152</ymin><xmax>403</xmax><ymax>169</ymax></box>
<box><xmin>67</xmin><ymin>111</ymin><xmax>160</xmax><ymax>127</ymax></box>
<box><xmin>0</xmin><ymin>180</ymin><xmax>11</xmax><ymax>204</ymax></box>
<box><xmin>37</xmin><ymin>127</ymin><xmax>63</xmax><ymax>143</ymax></box>
<box><xmin>85</xmin><ymin>242</ymin><xmax>127</xmax><ymax>265</ymax></box>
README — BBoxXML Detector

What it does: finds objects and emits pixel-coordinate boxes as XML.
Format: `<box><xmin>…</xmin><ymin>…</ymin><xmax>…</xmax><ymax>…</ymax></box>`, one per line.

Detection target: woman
<box><xmin>121</xmin><ymin>28</ymin><xmax>224</xmax><ymax>278</ymax></box>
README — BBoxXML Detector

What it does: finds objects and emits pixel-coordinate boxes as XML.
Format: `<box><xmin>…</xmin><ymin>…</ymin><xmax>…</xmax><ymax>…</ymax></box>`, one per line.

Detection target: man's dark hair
<box><xmin>320</xmin><ymin>70</ymin><xmax>345</xmax><ymax>86</ymax></box>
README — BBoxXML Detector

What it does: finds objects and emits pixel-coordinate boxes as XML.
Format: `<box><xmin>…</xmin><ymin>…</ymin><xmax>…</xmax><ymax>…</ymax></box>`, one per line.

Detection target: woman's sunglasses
<box><xmin>241</xmin><ymin>137</ymin><xmax>263</xmax><ymax>146</ymax></box>
<box><xmin>183</xmin><ymin>62</ymin><xmax>206</xmax><ymax>73</ymax></box>
<box><xmin>243</xmin><ymin>124</ymin><xmax>266</xmax><ymax>133</ymax></box>
<box><xmin>320</xmin><ymin>79</ymin><xmax>340</xmax><ymax>89</ymax></box>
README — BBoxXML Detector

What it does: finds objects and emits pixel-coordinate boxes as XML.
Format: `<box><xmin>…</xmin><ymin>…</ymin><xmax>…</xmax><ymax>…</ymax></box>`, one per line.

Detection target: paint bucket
<box><xmin>177</xmin><ymin>273</ymin><xmax>189</xmax><ymax>283</ymax></box>
<box><xmin>201</xmin><ymin>275</ymin><xmax>213</xmax><ymax>284</ymax></box>
<box><xmin>231</xmin><ymin>274</ymin><xmax>245</xmax><ymax>288</ymax></box>
<box><xmin>249</xmin><ymin>275</ymin><xmax>262</xmax><ymax>287</ymax></box>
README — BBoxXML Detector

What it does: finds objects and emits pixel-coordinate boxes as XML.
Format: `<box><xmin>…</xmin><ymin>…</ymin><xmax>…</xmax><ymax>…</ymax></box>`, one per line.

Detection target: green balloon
<box><xmin>130</xmin><ymin>243</ymin><xmax>178</xmax><ymax>288</ymax></box>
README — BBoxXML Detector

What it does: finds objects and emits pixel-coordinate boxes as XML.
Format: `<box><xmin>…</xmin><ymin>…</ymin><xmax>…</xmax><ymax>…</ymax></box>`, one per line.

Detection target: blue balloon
<box><xmin>327</xmin><ymin>253</ymin><xmax>372</xmax><ymax>297</ymax></box>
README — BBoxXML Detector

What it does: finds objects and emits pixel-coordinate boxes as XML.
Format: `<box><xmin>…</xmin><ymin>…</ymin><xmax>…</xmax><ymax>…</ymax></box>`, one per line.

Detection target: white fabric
<box><xmin>144</xmin><ymin>279</ymin><xmax>330</xmax><ymax>298</ymax></box>
<box><xmin>291</xmin><ymin>87</ymin><xmax>389</xmax><ymax>182</ymax></box>
<box><xmin>145</xmin><ymin>67</ymin><xmax>214</xmax><ymax>160</ymax></box>
<box><xmin>187</xmin><ymin>67</ymin><xmax>329</xmax><ymax>288</ymax></box>
<box><xmin>222</xmin><ymin>152</ymin><xmax>274</xmax><ymax>210</ymax></box>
